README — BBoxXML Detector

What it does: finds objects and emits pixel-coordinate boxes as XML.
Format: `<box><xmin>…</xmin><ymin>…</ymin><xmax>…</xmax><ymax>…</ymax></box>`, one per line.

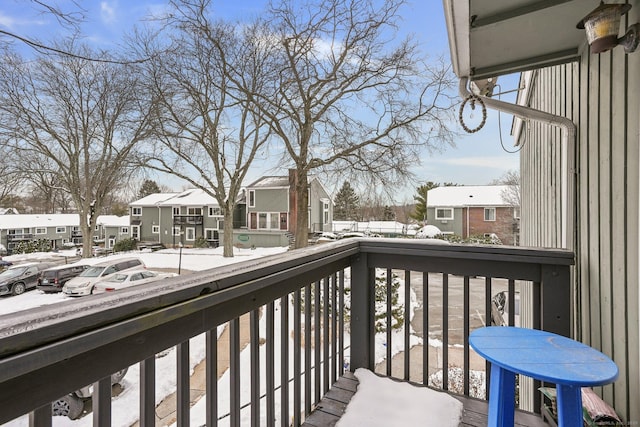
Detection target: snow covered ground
<box><xmin>0</xmin><ymin>246</ymin><xmax>463</xmax><ymax>427</ymax></box>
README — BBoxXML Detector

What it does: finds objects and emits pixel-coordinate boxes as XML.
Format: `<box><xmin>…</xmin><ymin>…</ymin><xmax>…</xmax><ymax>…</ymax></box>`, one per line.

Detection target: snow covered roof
<box><xmin>96</xmin><ymin>215</ymin><xmax>130</xmax><ymax>227</ymax></box>
<box><xmin>0</xmin><ymin>214</ymin><xmax>80</xmax><ymax>230</ymax></box>
<box><xmin>247</xmin><ymin>176</ymin><xmax>290</xmax><ymax>188</ymax></box>
<box><xmin>427</xmin><ymin>185</ymin><xmax>512</xmax><ymax>207</ymax></box>
<box><xmin>130</xmin><ymin>189</ymin><xmax>219</xmax><ymax>207</ymax></box>
<box><xmin>130</xmin><ymin>193</ymin><xmax>178</xmax><ymax>206</ymax></box>
<box><xmin>156</xmin><ymin>188</ymin><xmax>218</xmax><ymax>206</ymax></box>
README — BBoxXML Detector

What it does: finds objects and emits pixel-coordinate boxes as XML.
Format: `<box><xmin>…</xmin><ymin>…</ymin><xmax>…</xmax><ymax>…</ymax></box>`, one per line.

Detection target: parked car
<box><xmin>0</xmin><ymin>262</ymin><xmax>56</xmax><ymax>296</ymax></box>
<box><xmin>52</xmin><ymin>367</ymin><xmax>128</xmax><ymax>419</ymax></box>
<box><xmin>93</xmin><ymin>269</ymin><xmax>176</xmax><ymax>294</ymax></box>
<box><xmin>62</xmin><ymin>258</ymin><xmax>146</xmax><ymax>296</ymax></box>
<box><xmin>37</xmin><ymin>264</ymin><xmax>89</xmax><ymax>293</ymax></box>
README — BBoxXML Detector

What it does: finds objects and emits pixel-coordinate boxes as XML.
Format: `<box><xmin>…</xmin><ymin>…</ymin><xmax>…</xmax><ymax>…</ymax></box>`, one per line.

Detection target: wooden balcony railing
<box><xmin>0</xmin><ymin>239</ymin><xmax>573</xmax><ymax>425</ymax></box>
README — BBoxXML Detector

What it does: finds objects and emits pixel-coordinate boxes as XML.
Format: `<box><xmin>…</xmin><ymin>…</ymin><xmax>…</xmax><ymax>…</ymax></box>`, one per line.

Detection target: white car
<box><xmin>92</xmin><ymin>270</ymin><xmax>174</xmax><ymax>294</ymax></box>
<box><xmin>62</xmin><ymin>257</ymin><xmax>145</xmax><ymax>296</ymax></box>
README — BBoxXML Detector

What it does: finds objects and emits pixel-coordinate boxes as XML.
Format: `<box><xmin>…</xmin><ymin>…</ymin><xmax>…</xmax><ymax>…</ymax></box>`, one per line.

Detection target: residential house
<box><xmin>426</xmin><ymin>185</ymin><xmax>519</xmax><ymax>245</ymax></box>
<box><xmin>245</xmin><ymin>170</ymin><xmax>334</xmax><ymax>242</ymax></box>
<box><xmin>94</xmin><ymin>215</ymin><xmax>132</xmax><ymax>250</ymax></box>
<box><xmin>444</xmin><ymin>0</ymin><xmax>639</xmax><ymax>421</ymax></box>
<box><xmin>0</xmin><ymin>208</ymin><xmax>19</xmax><ymax>215</ymax></box>
<box><xmin>0</xmin><ymin>214</ymin><xmax>81</xmax><ymax>253</ymax></box>
<box><xmin>129</xmin><ymin>190</ymin><xmax>224</xmax><ymax>248</ymax></box>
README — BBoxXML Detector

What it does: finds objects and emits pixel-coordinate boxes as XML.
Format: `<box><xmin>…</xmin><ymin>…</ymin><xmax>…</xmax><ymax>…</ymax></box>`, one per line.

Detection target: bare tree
<box><xmin>0</xmin><ymin>143</ymin><xmax>22</xmax><ymax>205</ymax></box>
<box><xmin>135</xmin><ymin>0</ymin><xmax>273</xmax><ymax>257</ymax></box>
<box><xmin>0</xmin><ymin>42</ymin><xmax>154</xmax><ymax>257</ymax></box>
<box><xmin>248</xmin><ymin>0</ymin><xmax>456</xmax><ymax>247</ymax></box>
<box><xmin>491</xmin><ymin>169</ymin><xmax>521</xmax><ymax>208</ymax></box>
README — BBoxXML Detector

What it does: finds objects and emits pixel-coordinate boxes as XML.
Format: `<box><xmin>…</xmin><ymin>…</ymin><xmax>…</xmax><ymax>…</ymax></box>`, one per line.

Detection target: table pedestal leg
<box><xmin>556</xmin><ymin>385</ymin><xmax>582</xmax><ymax>427</ymax></box>
<box><xmin>487</xmin><ymin>364</ymin><xmax>516</xmax><ymax>427</ymax></box>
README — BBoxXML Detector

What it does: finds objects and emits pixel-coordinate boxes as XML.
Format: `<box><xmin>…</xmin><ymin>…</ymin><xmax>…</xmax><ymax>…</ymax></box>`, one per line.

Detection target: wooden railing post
<box><xmin>540</xmin><ymin>264</ymin><xmax>572</xmax><ymax>337</ymax></box>
<box><xmin>349</xmin><ymin>253</ymin><xmax>374</xmax><ymax>371</ymax></box>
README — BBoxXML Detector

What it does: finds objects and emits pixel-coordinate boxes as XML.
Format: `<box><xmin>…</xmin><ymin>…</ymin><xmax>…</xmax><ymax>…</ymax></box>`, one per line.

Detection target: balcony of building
<box><xmin>0</xmin><ymin>238</ymin><xmax>573</xmax><ymax>426</ymax></box>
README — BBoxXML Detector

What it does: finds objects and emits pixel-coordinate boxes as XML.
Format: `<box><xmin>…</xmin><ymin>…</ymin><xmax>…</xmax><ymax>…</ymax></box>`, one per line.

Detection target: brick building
<box><xmin>426</xmin><ymin>185</ymin><xmax>519</xmax><ymax>245</ymax></box>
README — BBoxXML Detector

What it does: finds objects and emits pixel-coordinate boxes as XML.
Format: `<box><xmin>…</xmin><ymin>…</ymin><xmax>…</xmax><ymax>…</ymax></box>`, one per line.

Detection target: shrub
<box><xmin>12</xmin><ymin>239</ymin><xmax>51</xmax><ymax>254</ymax></box>
<box><xmin>194</xmin><ymin>236</ymin><xmax>209</xmax><ymax>248</ymax></box>
<box><xmin>113</xmin><ymin>238</ymin><xmax>137</xmax><ymax>252</ymax></box>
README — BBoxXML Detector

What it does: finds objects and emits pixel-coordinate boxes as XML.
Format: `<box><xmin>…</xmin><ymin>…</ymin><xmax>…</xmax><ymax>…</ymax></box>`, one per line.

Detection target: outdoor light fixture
<box><xmin>577</xmin><ymin>1</ymin><xmax>640</xmax><ymax>54</ymax></box>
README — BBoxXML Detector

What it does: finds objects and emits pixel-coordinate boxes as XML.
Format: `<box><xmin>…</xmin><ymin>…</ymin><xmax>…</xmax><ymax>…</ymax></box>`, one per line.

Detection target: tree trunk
<box><xmin>80</xmin><ymin>216</ymin><xmax>94</xmax><ymax>259</ymax></box>
<box><xmin>294</xmin><ymin>170</ymin><xmax>309</xmax><ymax>249</ymax></box>
<box><xmin>223</xmin><ymin>208</ymin><xmax>234</xmax><ymax>257</ymax></box>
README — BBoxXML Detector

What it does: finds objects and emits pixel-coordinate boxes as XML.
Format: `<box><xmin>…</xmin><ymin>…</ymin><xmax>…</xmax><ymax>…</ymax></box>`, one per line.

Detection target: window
<box><xmin>435</xmin><ymin>208</ymin><xmax>453</xmax><ymax>220</ymax></box>
<box><xmin>258</xmin><ymin>213</ymin><xmax>268</xmax><ymax>229</ymax></box>
<box><xmin>217</xmin><ymin>219</ymin><xmax>224</xmax><ymax>230</ymax></box>
<box><xmin>131</xmin><ymin>225</ymin><xmax>139</xmax><ymax>239</ymax></box>
<box><xmin>187</xmin><ymin>207</ymin><xmax>202</xmax><ymax>216</ymax></box>
<box><xmin>249</xmin><ymin>190</ymin><xmax>255</xmax><ymax>207</ymax></box>
<box><xmin>270</xmin><ymin>213</ymin><xmax>279</xmax><ymax>229</ymax></box>
<box><xmin>173</xmin><ymin>227</ymin><xmax>181</xmax><ymax>236</ymax></box>
<box><xmin>209</xmin><ymin>206</ymin><xmax>222</xmax><ymax>216</ymax></box>
<box><xmin>132</xmin><ymin>207</ymin><xmax>142</xmax><ymax>216</ymax></box>
<box><xmin>120</xmin><ymin>227</ymin><xmax>129</xmax><ymax>234</ymax></box>
<box><xmin>186</xmin><ymin>227</ymin><xmax>195</xmax><ymax>241</ymax></box>
<box><xmin>205</xmin><ymin>229</ymin><xmax>218</xmax><ymax>240</ymax></box>
<box><xmin>484</xmin><ymin>207</ymin><xmax>496</xmax><ymax>221</ymax></box>
<box><xmin>173</xmin><ymin>207</ymin><xmax>180</xmax><ymax>216</ymax></box>
<box><xmin>35</xmin><ymin>227</ymin><xmax>46</xmax><ymax>235</ymax></box>
<box><xmin>323</xmin><ymin>200</ymin><xmax>330</xmax><ymax>224</ymax></box>
<box><xmin>152</xmin><ymin>225</ymin><xmax>160</xmax><ymax>234</ymax></box>
<box><xmin>56</xmin><ymin>226</ymin><xmax>66</xmax><ymax>233</ymax></box>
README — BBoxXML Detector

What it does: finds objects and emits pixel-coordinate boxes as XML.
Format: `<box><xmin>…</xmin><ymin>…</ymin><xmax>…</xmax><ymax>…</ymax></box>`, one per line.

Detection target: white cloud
<box><xmin>0</xmin><ymin>12</ymin><xmax>16</xmax><ymax>29</ymax></box>
<box><xmin>439</xmin><ymin>156</ymin><xmax>519</xmax><ymax>169</ymax></box>
<box><xmin>101</xmin><ymin>1</ymin><xmax>117</xmax><ymax>24</ymax></box>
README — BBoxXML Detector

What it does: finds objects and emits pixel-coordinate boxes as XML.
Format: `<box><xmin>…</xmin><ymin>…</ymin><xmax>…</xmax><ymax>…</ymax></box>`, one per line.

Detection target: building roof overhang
<box><xmin>442</xmin><ymin>0</ymin><xmax>602</xmax><ymax>80</ymax></box>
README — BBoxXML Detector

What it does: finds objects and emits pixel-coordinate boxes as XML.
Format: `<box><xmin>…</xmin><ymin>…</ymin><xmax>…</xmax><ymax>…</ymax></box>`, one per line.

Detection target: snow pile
<box><xmin>336</xmin><ymin>368</ymin><xmax>463</xmax><ymax>427</ymax></box>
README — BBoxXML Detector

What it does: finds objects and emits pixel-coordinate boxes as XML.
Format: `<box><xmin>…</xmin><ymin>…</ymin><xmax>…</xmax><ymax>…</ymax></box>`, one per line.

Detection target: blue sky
<box><xmin>1</xmin><ymin>1</ymin><xmax>520</xmax><ymax>202</ymax></box>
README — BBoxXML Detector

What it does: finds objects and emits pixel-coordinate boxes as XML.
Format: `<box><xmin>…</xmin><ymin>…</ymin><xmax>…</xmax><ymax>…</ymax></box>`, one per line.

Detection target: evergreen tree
<box><xmin>334</xmin><ymin>182</ymin><xmax>360</xmax><ymax>220</ymax></box>
<box><xmin>383</xmin><ymin>205</ymin><xmax>395</xmax><ymax>220</ymax></box>
<box><xmin>138</xmin><ymin>180</ymin><xmax>161</xmax><ymax>199</ymax></box>
<box><xmin>410</xmin><ymin>181</ymin><xmax>439</xmax><ymax>224</ymax></box>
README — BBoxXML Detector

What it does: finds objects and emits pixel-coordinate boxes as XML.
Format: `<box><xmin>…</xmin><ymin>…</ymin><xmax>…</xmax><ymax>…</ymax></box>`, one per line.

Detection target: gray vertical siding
<box><xmin>517</xmin><ymin>5</ymin><xmax>640</xmax><ymax>419</ymax></box>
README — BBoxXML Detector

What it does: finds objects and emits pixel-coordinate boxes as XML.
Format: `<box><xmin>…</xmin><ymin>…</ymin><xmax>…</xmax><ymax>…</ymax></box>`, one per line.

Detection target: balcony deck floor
<box><xmin>301</xmin><ymin>372</ymin><xmax>550</xmax><ymax>427</ymax></box>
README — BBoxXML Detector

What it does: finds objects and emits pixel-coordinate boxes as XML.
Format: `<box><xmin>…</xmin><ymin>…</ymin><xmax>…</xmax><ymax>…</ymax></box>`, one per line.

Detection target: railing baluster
<box><xmin>508</xmin><ymin>279</ymin><xmax>516</xmax><ymax>326</ymax></box>
<box><xmin>338</xmin><ymin>270</ymin><xmax>345</xmax><ymax>376</ymax></box>
<box><xmin>267</xmin><ymin>302</ymin><xmax>275</xmax><ymax>427</ymax></box>
<box><xmin>463</xmin><ymin>275</ymin><xmax>470</xmax><ymax>396</ymax></box>
<box><xmin>386</xmin><ymin>268</ymin><xmax>392</xmax><ymax>376</ymax></box>
<box><xmin>206</xmin><ymin>329</ymin><xmax>218</xmax><ymax>427</ymax></box>
<box><xmin>176</xmin><ymin>340</ymin><xmax>189</xmax><ymax>427</ymax></box>
<box><xmin>422</xmin><ymin>272</ymin><xmax>429</xmax><ymax>386</ymax></box>
<box><xmin>280</xmin><ymin>295</ymin><xmax>289</xmax><ymax>427</ymax></box>
<box><xmin>331</xmin><ymin>272</ymin><xmax>338</xmax><ymax>384</ymax></box>
<box><xmin>29</xmin><ymin>404</ymin><xmax>51</xmax><ymax>427</ymax></box>
<box><xmin>323</xmin><ymin>276</ymin><xmax>330</xmax><ymax>394</ymax></box>
<box><xmin>442</xmin><ymin>273</ymin><xmax>449</xmax><ymax>391</ymax></box>
<box><xmin>404</xmin><ymin>270</ymin><xmax>411</xmax><ymax>381</ymax></box>
<box><xmin>93</xmin><ymin>376</ymin><xmax>111</xmax><ymax>427</ymax></box>
<box><xmin>230</xmin><ymin>318</ymin><xmax>241</xmax><ymax>427</ymax></box>
<box><xmin>485</xmin><ymin>278</ymin><xmax>493</xmax><ymax>400</ymax></box>
<box><xmin>304</xmin><ymin>284</ymin><xmax>311</xmax><ymax>417</ymax></box>
<box><xmin>293</xmin><ymin>290</ymin><xmax>302</xmax><ymax>426</ymax></box>
<box><xmin>250</xmin><ymin>310</ymin><xmax>260</xmax><ymax>427</ymax></box>
<box><xmin>314</xmin><ymin>281</ymin><xmax>321</xmax><ymax>404</ymax></box>
<box><xmin>140</xmin><ymin>356</ymin><xmax>156</xmax><ymax>426</ymax></box>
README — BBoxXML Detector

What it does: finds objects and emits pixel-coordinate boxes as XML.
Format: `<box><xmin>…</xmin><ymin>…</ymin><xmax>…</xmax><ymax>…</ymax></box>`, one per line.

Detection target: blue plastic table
<box><xmin>469</xmin><ymin>327</ymin><xmax>618</xmax><ymax>427</ymax></box>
